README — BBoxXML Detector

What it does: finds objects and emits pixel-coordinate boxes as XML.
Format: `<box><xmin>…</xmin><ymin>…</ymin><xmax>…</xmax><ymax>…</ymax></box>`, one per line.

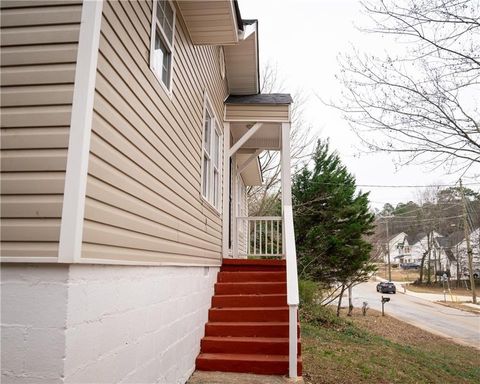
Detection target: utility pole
<box><xmin>384</xmin><ymin>216</ymin><xmax>393</xmax><ymax>282</ymax></box>
<box><xmin>460</xmin><ymin>179</ymin><xmax>476</xmax><ymax>304</ymax></box>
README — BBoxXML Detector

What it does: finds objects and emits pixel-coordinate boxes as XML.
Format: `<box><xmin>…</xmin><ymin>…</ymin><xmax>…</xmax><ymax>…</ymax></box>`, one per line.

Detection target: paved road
<box><xmin>351</xmin><ymin>281</ymin><xmax>480</xmax><ymax>349</ymax></box>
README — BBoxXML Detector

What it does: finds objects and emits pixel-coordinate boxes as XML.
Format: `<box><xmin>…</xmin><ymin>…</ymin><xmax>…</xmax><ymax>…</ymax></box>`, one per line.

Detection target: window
<box><xmin>150</xmin><ymin>0</ymin><xmax>175</xmax><ymax>92</ymax></box>
<box><xmin>201</xmin><ymin>99</ymin><xmax>221</xmax><ymax>210</ymax></box>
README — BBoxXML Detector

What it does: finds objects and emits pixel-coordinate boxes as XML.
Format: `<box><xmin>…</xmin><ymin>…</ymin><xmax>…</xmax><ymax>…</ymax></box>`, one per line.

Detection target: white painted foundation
<box><xmin>1</xmin><ymin>264</ymin><xmax>218</xmax><ymax>384</ymax></box>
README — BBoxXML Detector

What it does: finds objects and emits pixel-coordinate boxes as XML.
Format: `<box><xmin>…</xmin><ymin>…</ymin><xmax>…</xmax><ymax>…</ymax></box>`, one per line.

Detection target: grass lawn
<box><xmin>301</xmin><ymin>307</ymin><xmax>480</xmax><ymax>384</ymax></box>
<box><xmin>405</xmin><ymin>283</ymin><xmax>478</xmax><ymax>298</ymax></box>
<box><xmin>376</xmin><ymin>266</ymin><xmax>420</xmax><ymax>282</ymax></box>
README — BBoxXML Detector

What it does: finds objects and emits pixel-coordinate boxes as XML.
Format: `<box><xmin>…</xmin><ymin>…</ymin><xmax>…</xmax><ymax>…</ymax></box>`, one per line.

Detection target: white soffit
<box><xmin>237</xmin><ymin>152</ymin><xmax>262</xmax><ymax>186</ymax></box>
<box><xmin>177</xmin><ymin>0</ymin><xmax>239</xmax><ymax>45</ymax></box>
<box><xmin>224</xmin><ymin>29</ymin><xmax>258</xmax><ymax>95</ymax></box>
<box><xmin>231</xmin><ymin>122</ymin><xmax>281</xmax><ymax>150</ymax></box>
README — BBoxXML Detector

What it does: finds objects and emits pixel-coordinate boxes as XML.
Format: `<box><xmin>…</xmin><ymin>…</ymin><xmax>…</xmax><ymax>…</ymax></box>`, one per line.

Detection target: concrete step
<box><xmin>195</xmin><ymin>353</ymin><xmax>302</xmax><ymax>376</ymax></box>
<box><xmin>200</xmin><ymin>336</ymin><xmax>301</xmax><ymax>356</ymax></box>
<box><xmin>205</xmin><ymin>321</ymin><xmax>299</xmax><ymax>338</ymax></box>
<box><xmin>209</xmin><ymin>307</ymin><xmax>289</xmax><ymax>322</ymax></box>
<box><xmin>212</xmin><ymin>294</ymin><xmax>287</xmax><ymax>308</ymax></box>
<box><xmin>214</xmin><ymin>282</ymin><xmax>286</xmax><ymax>295</ymax></box>
<box><xmin>217</xmin><ymin>271</ymin><xmax>286</xmax><ymax>283</ymax></box>
<box><xmin>221</xmin><ymin>259</ymin><xmax>286</xmax><ymax>272</ymax></box>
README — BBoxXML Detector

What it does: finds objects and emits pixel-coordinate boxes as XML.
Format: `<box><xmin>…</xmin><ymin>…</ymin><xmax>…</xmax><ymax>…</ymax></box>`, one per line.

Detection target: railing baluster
<box><xmin>235</xmin><ymin>217</ymin><xmax>282</xmax><ymax>257</ymax></box>
<box><xmin>276</xmin><ymin>220</ymin><xmax>279</xmax><ymax>255</ymax></box>
<box><xmin>270</xmin><ymin>219</ymin><xmax>273</xmax><ymax>256</ymax></box>
<box><xmin>254</xmin><ymin>220</ymin><xmax>257</xmax><ymax>255</ymax></box>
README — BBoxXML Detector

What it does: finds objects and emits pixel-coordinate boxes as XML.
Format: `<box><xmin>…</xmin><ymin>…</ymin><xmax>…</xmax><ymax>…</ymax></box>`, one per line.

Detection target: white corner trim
<box><xmin>58</xmin><ymin>0</ymin><xmax>103</xmax><ymax>263</ymax></box>
<box><xmin>222</xmin><ymin>122</ymin><xmax>231</xmax><ymax>258</ymax></box>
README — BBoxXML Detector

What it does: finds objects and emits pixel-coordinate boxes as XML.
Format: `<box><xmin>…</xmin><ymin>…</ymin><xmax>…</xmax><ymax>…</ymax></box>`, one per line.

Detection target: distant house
<box><xmin>1</xmin><ymin>1</ymin><xmax>300</xmax><ymax>382</ymax></box>
<box><xmin>381</xmin><ymin>232</ymin><xmax>411</xmax><ymax>265</ymax></box>
<box><xmin>451</xmin><ymin>227</ymin><xmax>480</xmax><ymax>279</ymax></box>
<box><xmin>409</xmin><ymin>231</ymin><xmax>443</xmax><ymax>265</ymax></box>
<box><xmin>433</xmin><ymin>236</ymin><xmax>457</xmax><ymax>277</ymax></box>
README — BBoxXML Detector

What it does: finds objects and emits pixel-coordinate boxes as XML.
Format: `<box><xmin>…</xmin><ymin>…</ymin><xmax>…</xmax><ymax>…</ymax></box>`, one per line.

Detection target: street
<box><xmin>351</xmin><ymin>281</ymin><xmax>480</xmax><ymax>349</ymax></box>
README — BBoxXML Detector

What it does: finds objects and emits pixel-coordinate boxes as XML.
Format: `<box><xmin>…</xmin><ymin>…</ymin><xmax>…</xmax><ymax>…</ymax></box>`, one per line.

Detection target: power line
<box><xmin>376</xmin><ymin>214</ymin><xmax>464</xmax><ymax>223</ymax></box>
<box><xmin>356</xmin><ymin>182</ymin><xmax>480</xmax><ymax>188</ymax></box>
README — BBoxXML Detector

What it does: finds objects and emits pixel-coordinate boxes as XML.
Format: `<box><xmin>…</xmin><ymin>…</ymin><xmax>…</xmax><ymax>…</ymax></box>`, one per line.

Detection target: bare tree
<box><xmin>331</xmin><ymin>0</ymin><xmax>480</xmax><ymax>176</ymax></box>
<box><xmin>248</xmin><ymin>63</ymin><xmax>316</xmax><ymax>215</ymax></box>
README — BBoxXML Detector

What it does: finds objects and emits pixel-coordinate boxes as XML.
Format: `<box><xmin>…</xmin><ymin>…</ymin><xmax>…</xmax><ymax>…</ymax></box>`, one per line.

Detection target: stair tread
<box><xmin>211</xmin><ymin>306</ymin><xmax>288</xmax><ymax>311</ymax></box>
<box><xmin>197</xmin><ymin>353</ymin><xmax>302</xmax><ymax>362</ymax></box>
<box><xmin>213</xmin><ymin>293</ymin><xmax>286</xmax><ymax>297</ymax></box>
<box><xmin>207</xmin><ymin>321</ymin><xmax>290</xmax><ymax>326</ymax></box>
<box><xmin>220</xmin><ymin>271</ymin><xmax>286</xmax><ymax>274</ymax></box>
<box><xmin>216</xmin><ymin>281</ymin><xmax>286</xmax><ymax>285</ymax></box>
<box><xmin>222</xmin><ymin>259</ymin><xmax>286</xmax><ymax>265</ymax></box>
<box><xmin>202</xmin><ymin>336</ymin><xmax>298</xmax><ymax>342</ymax></box>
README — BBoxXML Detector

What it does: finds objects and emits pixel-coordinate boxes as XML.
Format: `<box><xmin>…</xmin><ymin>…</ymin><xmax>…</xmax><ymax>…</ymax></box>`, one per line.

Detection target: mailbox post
<box><xmin>441</xmin><ymin>273</ymin><xmax>447</xmax><ymax>302</ymax></box>
<box><xmin>381</xmin><ymin>296</ymin><xmax>390</xmax><ymax>316</ymax></box>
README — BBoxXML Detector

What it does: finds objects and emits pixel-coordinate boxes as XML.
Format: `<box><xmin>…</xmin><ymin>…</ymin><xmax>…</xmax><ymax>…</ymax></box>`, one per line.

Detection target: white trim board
<box><xmin>58</xmin><ymin>0</ymin><xmax>104</xmax><ymax>263</ymax></box>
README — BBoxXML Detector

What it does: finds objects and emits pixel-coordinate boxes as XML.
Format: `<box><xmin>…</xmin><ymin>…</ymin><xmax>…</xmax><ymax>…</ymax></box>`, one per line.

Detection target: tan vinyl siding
<box><xmin>82</xmin><ymin>0</ymin><xmax>228</xmax><ymax>265</ymax></box>
<box><xmin>0</xmin><ymin>1</ymin><xmax>82</xmax><ymax>259</ymax></box>
<box><xmin>225</xmin><ymin>104</ymin><xmax>290</xmax><ymax>122</ymax></box>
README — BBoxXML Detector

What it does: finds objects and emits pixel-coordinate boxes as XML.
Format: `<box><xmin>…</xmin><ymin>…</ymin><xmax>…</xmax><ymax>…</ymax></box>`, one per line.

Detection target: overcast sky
<box><xmin>239</xmin><ymin>0</ymin><xmax>480</xmax><ymax>209</ymax></box>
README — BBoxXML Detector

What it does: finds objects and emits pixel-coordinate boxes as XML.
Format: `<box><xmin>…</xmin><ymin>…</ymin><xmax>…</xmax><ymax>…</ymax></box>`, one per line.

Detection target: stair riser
<box><xmin>221</xmin><ymin>259</ymin><xmax>286</xmax><ymax>272</ymax></box>
<box><xmin>220</xmin><ymin>266</ymin><xmax>286</xmax><ymax>272</ymax></box>
<box><xmin>215</xmin><ymin>283</ymin><xmax>286</xmax><ymax>295</ymax></box>
<box><xmin>209</xmin><ymin>309</ymin><xmax>288</xmax><ymax>322</ymax></box>
<box><xmin>195</xmin><ymin>357</ymin><xmax>302</xmax><ymax>376</ymax></box>
<box><xmin>217</xmin><ymin>272</ymin><xmax>286</xmax><ymax>283</ymax></box>
<box><xmin>212</xmin><ymin>295</ymin><xmax>287</xmax><ymax>307</ymax></box>
<box><xmin>201</xmin><ymin>339</ymin><xmax>301</xmax><ymax>356</ymax></box>
<box><xmin>205</xmin><ymin>324</ymin><xmax>300</xmax><ymax>338</ymax></box>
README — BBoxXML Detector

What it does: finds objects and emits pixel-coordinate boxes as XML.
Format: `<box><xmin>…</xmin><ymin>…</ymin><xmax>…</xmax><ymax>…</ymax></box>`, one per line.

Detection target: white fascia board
<box><xmin>58</xmin><ymin>0</ymin><xmax>103</xmax><ymax>263</ymax></box>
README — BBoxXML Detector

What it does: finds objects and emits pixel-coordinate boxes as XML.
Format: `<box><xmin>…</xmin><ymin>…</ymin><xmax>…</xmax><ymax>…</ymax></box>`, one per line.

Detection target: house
<box><xmin>409</xmin><ymin>231</ymin><xmax>443</xmax><ymax>265</ymax></box>
<box><xmin>432</xmin><ymin>236</ymin><xmax>457</xmax><ymax>277</ymax></box>
<box><xmin>381</xmin><ymin>232</ymin><xmax>411</xmax><ymax>265</ymax></box>
<box><xmin>0</xmin><ymin>1</ymin><xmax>300</xmax><ymax>383</ymax></box>
<box><xmin>451</xmin><ymin>227</ymin><xmax>480</xmax><ymax>279</ymax></box>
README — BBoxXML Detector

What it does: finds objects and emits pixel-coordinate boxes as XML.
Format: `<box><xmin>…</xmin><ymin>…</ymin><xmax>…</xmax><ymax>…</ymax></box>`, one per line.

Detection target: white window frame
<box><xmin>149</xmin><ymin>0</ymin><xmax>176</xmax><ymax>96</ymax></box>
<box><xmin>201</xmin><ymin>93</ymin><xmax>222</xmax><ymax>213</ymax></box>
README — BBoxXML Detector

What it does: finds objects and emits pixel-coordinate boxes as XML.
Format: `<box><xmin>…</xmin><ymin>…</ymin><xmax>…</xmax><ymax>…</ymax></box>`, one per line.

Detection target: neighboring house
<box><xmin>1</xmin><ymin>1</ymin><xmax>299</xmax><ymax>383</ymax></box>
<box><xmin>451</xmin><ymin>227</ymin><xmax>480</xmax><ymax>279</ymax></box>
<box><xmin>432</xmin><ymin>236</ymin><xmax>457</xmax><ymax>277</ymax></box>
<box><xmin>381</xmin><ymin>232</ymin><xmax>411</xmax><ymax>265</ymax></box>
<box><xmin>409</xmin><ymin>231</ymin><xmax>443</xmax><ymax>265</ymax></box>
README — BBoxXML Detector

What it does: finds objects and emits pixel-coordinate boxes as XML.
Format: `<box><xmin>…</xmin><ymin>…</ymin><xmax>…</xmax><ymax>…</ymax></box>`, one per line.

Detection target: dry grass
<box><xmin>302</xmin><ymin>307</ymin><xmax>480</xmax><ymax>384</ymax></box>
<box><xmin>435</xmin><ymin>301</ymin><xmax>480</xmax><ymax>315</ymax></box>
<box><xmin>405</xmin><ymin>283</ymin><xmax>477</xmax><ymax>297</ymax></box>
<box><xmin>376</xmin><ymin>267</ymin><xmax>419</xmax><ymax>282</ymax></box>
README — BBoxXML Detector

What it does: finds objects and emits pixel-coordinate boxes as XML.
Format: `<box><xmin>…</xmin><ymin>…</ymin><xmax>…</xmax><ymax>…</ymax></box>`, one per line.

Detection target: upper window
<box><xmin>201</xmin><ymin>98</ymin><xmax>222</xmax><ymax>211</ymax></box>
<box><xmin>150</xmin><ymin>0</ymin><xmax>175</xmax><ymax>93</ymax></box>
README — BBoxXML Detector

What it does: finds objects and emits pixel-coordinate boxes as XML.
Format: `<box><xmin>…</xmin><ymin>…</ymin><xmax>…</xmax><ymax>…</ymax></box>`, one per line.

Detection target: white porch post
<box><xmin>224</xmin><ymin>121</ymin><xmax>263</xmax><ymax>259</ymax></box>
<box><xmin>222</xmin><ymin>122</ymin><xmax>231</xmax><ymax>258</ymax></box>
<box><xmin>232</xmin><ymin>153</ymin><xmax>238</xmax><ymax>258</ymax></box>
<box><xmin>281</xmin><ymin>122</ymin><xmax>298</xmax><ymax>378</ymax></box>
<box><xmin>281</xmin><ymin>122</ymin><xmax>292</xmax><ymax>207</ymax></box>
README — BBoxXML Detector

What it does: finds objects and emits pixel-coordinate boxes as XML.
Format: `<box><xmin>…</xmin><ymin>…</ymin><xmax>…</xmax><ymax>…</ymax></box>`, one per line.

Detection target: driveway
<box><xmin>351</xmin><ymin>281</ymin><xmax>480</xmax><ymax>349</ymax></box>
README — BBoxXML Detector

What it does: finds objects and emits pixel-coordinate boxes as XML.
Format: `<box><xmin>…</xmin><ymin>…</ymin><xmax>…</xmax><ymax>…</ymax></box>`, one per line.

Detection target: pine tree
<box><xmin>293</xmin><ymin>140</ymin><xmax>375</xmax><ymax>294</ymax></box>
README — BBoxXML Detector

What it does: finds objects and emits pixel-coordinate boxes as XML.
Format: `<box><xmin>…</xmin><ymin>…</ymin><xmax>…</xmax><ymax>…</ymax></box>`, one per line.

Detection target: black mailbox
<box><xmin>381</xmin><ymin>296</ymin><xmax>390</xmax><ymax>316</ymax></box>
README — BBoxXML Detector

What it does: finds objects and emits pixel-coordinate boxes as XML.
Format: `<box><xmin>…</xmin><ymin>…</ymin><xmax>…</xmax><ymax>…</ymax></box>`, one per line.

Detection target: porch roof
<box><xmin>225</xmin><ymin>93</ymin><xmax>293</xmax><ymax>105</ymax></box>
<box><xmin>224</xmin><ymin>93</ymin><xmax>292</xmax><ymax>123</ymax></box>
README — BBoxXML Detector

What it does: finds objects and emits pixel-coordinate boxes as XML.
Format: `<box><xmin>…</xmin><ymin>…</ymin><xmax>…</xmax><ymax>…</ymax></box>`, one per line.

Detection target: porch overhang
<box><xmin>237</xmin><ymin>151</ymin><xmax>262</xmax><ymax>186</ymax></box>
<box><xmin>176</xmin><ymin>0</ymin><xmax>241</xmax><ymax>45</ymax></box>
<box><xmin>224</xmin><ymin>93</ymin><xmax>293</xmax><ymax>150</ymax></box>
<box><xmin>224</xmin><ymin>20</ymin><xmax>259</xmax><ymax>95</ymax></box>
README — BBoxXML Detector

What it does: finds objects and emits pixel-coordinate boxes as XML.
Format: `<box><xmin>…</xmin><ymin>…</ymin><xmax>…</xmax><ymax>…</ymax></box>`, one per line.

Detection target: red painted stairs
<box><xmin>195</xmin><ymin>259</ymin><xmax>302</xmax><ymax>376</ymax></box>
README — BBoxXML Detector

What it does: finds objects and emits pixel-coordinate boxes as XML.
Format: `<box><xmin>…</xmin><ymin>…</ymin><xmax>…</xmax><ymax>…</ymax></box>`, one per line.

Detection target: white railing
<box><xmin>283</xmin><ymin>205</ymin><xmax>299</xmax><ymax>378</ymax></box>
<box><xmin>234</xmin><ymin>216</ymin><xmax>283</xmax><ymax>258</ymax></box>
